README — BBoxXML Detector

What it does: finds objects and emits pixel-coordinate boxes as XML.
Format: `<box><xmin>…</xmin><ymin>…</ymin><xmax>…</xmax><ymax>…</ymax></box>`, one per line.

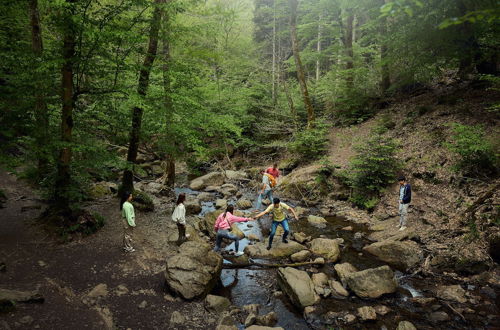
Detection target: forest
<box><xmin>0</xmin><ymin>0</ymin><xmax>499</xmax><ymax>329</ymax></box>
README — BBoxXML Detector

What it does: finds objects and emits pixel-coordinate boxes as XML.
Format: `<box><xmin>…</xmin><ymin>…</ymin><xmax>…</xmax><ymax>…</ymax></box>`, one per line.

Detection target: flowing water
<box><xmin>181</xmin><ymin>189</ymin><xmax>495</xmax><ymax>329</ymax></box>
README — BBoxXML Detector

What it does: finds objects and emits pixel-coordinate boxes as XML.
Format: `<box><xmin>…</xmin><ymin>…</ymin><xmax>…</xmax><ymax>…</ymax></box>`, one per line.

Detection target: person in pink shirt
<box><xmin>214</xmin><ymin>205</ymin><xmax>254</xmax><ymax>256</ymax></box>
<box><xmin>265</xmin><ymin>163</ymin><xmax>280</xmax><ymax>179</ymax></box>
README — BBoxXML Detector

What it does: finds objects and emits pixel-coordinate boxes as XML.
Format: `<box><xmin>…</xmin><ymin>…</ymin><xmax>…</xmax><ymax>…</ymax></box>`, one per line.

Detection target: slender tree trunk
<box><xmin>29</xmin><ymin>0</ymin><xmax>49</xmax><ymax>177</ymax></box>
<box><xmin>379</xmin><ymin>0</ymin><xmax>390</xmax><ymax>92</ymax></box>
<box><xmin>161</xmin><ymin>22</ymin><xmax>175</xmax><ymax>187</ymax></box>
<box><xmin>344</xmin><ymin>9</ymin><xmax>354</xmax><ymax>88</ymax></box>
<box><xmin>289</xmin><ymin>0</ymin><xmax>314</xmax><ymax>128</ymax></box>
<box><xmin>271</xmin><ymin>0</ymin><xmax>277</xmax><ymax>106</ymax></box>
<box><xmin>315</xmin><ymin>13</ymin><xmax>322</xmax><ymax>82</ymax></box>
<box><xmin>121</xmin><ymin>0</ymin><xmax>163</xmax><ymax>194</ymax></box>
<box><xmin>54</xmin><ymin>0</ymin><xmax>77</xmax><ymax>213</ymax></box>
<box><xmin>282</xmin><ymin>76</ymin><xmax>297</xmax><ymax>130</ymax></box>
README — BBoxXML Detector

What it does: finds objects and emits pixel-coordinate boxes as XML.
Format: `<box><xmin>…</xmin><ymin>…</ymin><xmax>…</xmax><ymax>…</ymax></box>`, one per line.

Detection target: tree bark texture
<box><xmin>315</xmin><ymin>13</ymin><xmax>322</xmax><ymax>82</ymax></box>
<box><xmin>121</xmin><ymin>0</ymin><xmax>164</xmax><ymax>194</ymax></box>
<box><xmin>54</xmin><ymin>0</ymin><xmax>77</xmax><ymax>212</ymax></box>
<box><xmin>344</xmin><ymin>9</ymin><xmax>354</xmax><ymax>88</ymax></box>
<box><xmin>289</xmin><ymin>0</ymin><xmax>315</xmax><ymax>128</ymax></box>
<box><xmin>29</xmin><ymin>0</ymin><xmax>49</xmax><ymax>176</ymax></box>
<box><xmin>161</xmin><ymin>21</ymin><xmax>175</xmax><ymax>187</ymax></box>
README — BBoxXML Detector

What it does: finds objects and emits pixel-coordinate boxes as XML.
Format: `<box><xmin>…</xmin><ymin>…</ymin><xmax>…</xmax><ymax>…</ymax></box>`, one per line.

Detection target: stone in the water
<box><xmin>396</xmin><ymin>321</ymin><xmax>417</xmax><ymax>330</ymax></box>
<box><xmin>313</xmin><ymin>257</ymin><xmax>325</xmax><ymax>265</ymax></box>
<box><xmin>342</xmin><ymin>314</ymin><xmax>356</xmax><ymax>324</ymax></box>
<box><xmin>205</xmin><ymin>295</ymin><xmax>231</xmax><ymax>313</ymax></box>
<box><xmin>436</xmin><ymin>285</ymin><xmax>467</xmax><ymax>303</ymax></box>
<box><xmin>329</xmin><ymin>280</ymin><xmax>349</xmax><ymax>298</ymax></box>
<box><xmin>244</xmin><ymin>314</ymin><xmax>257</xmax><ymax>327</ymax></box>
<box><xmin>247</xmin><ymin>234</ymin><xmax>260</xmax><ymax>242</ymax></box>
<box><xmin>190</xmin><ymin>172</ymin><xmax>225</xmax><ymax>190</ymax></box>
<box><xmin>363</xmin><ymin>240</ymin><xmax>424</xmax><ymax>271</ymax></box>
<box><xmin>165</xmin><ymin>241</ymin><xmax>223</xmax><ymax>300</ymax></box>
<box><xmin>185</xmin><ymin>197</ymin><xmax>202</xmax><ymax>215</ymax></box>
<box><xmin>345</xmin><ymin>265</ymin><xmax>397</xmax><ymax>299</ymax></box>
<box><xmin>216</xmin><ymin>199</ymin><xmax>228</xmax><ymax>209</ymax></box>
<box><xmin>170</xmin><ymin>311</ymin><xmax>185</xmax><ymax>326</ymax></box>
<box><xmin>236</xmin><ymin>198</ymin><xmax>252</xmax><ymax>209</ymax></box>
<box><xmin>429</xmin><ymin>311</ymin><xmax>450</xmax><ymax>323</ymax></box>
<box><xmin>277</xmin><ymin>267</ymin><xmax>317</xmax><ymax>309</ymax></box>
<box><xmin>197</xmin><ymin>192</ymin><xmax>213</xmax><ymax>202</ymax></box>
<box><xmin>311</xmin><ymin>273</ymin><xmax>328</xmax><ymax>287</ymax></box>
<box><xmin>334</xmin><ymin>263</ymin><xmax>358</xmax><ymax>286</ymax></box>
<box><xmin>374</xmin><ymin>305</ymin><xmax>391</xmax><ymax>315</ymax></box>
<box><xmin>244</xmin><ymin>241</ymin><xmax>306</xmax><ymax>259</ymax></box>
<box><xmin>357</xmin><ymin>306</ymin><xmax>377</xmax><ymax>321</ymax></box>
<box><xmin>255</xmin><ymin>311</ymin><xmax>277</xmax><ymax>326</ymax></box>
<box><xmin>243</xmin><ymin>304</ymin><xmax>260</xmax><ymax>315</ymax></box>
<box><xmin>310</xmin><ymin>238</ymin><xmax>340</xmax><ymax>262</ymax></box>
<box><xmin>290</xmin><ymin>250</ymin><xmax>311</xmax><ymax>262</ymax></box>
<box><xmin>342</xmin><ymin>226</ymin><xmax>353</xmax><ymax>231</ymax></box>
<box><xmin>292</xmin><ymin>232</ymin><xmax>310</xmax><ymax>244</ymax></box>
<box><xmin>307</xmin><ymin>215</ymin><xmax>327</xmax><ymax>228</ymax></box>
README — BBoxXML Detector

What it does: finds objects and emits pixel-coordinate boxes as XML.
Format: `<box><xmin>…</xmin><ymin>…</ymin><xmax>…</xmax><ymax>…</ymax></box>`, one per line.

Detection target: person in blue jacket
<box><xmin>398</xmin><ymin>176</ymin><xmax>412</xmax><ymax>231</ymax></box>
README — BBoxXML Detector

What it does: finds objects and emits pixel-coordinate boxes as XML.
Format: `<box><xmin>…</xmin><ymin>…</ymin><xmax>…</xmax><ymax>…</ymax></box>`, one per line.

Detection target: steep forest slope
<box><xmin>278</xmin><ymin>79</ymin><xmax>499</xmax><ymax>276</ymax></box>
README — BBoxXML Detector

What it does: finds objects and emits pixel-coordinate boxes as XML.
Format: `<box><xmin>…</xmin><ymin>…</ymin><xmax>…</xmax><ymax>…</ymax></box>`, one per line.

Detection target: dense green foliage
<box><xmin>347</xmin><ymin>134</ymin><xmax>400</xmax><ymax>210</ymax></box>
<box><xmin>445</xmin><ymin>123</ymin><xmax>498</xmax><ymax>176</ymax></box>
<box><xmin>0</xmin><ymin>0</ymin><xmax>497</xmax><ymax>220</ymax></box>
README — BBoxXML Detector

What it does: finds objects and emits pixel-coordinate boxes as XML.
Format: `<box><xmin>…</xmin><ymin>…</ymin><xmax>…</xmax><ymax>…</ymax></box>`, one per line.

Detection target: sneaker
<box><xmin>399</xmin><ymin>226</ymin><xmax>407</xmax><ymax>231</ymax></box>
<box><xmin>185</xmin><ymin>234</ymin><xmax>191</xmax><ymax>238</ymax></box>
<box><xmin>266</xmin><ymin>245</ymin><xmax>272</xmax><ymax>250</ymax></box>
<box><xmin>235</xmin><ymin>251</ymin><xmax>244</xmax><ymax>257</ymax></box>
<box><xmin>282</xmin><ymin>239</ymin><xmax>288</xmax><ymax>244</ymax></box>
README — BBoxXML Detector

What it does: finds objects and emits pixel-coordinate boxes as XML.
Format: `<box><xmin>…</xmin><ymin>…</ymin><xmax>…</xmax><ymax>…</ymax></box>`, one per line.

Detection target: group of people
<box><xmin>119</xmin><ymin>163</ymin><xmax>412</xmax><ymax>254</ymax></box>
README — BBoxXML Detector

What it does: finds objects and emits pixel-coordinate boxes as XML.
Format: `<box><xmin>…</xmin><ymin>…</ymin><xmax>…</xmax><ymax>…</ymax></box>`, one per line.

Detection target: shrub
<box><xmin>445</xmin><ymin>123</ymin><xmax>497</xmax><ymax>176</ymax></box>
<box><xmin>373</xmin><ymin>113</ymin><xmax>396</xmax><ymax>134</ymax></box>
<box><xmin>289</xmin><ymin>121</ymin><xmax>329</xmax><ymax>161</ymax></box>
<box><xmin>347</xmin><ymin>134</ymin><xmax>400</xmax><ymax>210</ymax></box>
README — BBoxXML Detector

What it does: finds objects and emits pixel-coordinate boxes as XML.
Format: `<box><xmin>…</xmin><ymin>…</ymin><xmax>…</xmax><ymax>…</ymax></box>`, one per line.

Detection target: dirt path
<box><xmin>0</xmin><ymin>171</ymin><xmax>211</xmax><ymax>330</ymax></box>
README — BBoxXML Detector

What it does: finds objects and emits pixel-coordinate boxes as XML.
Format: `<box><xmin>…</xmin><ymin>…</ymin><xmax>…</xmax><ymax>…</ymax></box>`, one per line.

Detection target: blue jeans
<box><xmin>268</xmin><ymin>219</ymin><xmax>289</xmax><ymax>247</ymax></box>
<box><xmin>214</xmin><ymin>229</ymin><xmax>239</xmax><ymax>252</ymax></box>
<box><xmin>257</xmin><ymin>189</ymin><xmax>273</xmax><ymax>210</ymax></box>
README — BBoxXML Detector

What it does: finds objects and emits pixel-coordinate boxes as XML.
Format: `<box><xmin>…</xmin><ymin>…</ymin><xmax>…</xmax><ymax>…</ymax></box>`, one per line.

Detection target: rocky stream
<box><xmin>160</xmin><ymin>170</ymin><xmax>499</xmax><ymax>330</ymax></box>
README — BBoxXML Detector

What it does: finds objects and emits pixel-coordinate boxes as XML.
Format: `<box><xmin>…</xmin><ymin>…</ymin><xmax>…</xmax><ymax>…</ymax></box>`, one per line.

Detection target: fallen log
<box><xmin>222</xmin><ymin>260</ymin><xmax>324</xmax><ymax>269</ymax></box>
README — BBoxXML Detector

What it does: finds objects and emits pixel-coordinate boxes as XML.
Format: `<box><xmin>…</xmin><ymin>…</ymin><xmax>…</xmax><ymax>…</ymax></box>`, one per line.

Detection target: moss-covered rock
<box><xmin>132</xmin><ymin>190</ymin><xmax>154</xmax><ymax>212</ymax></box>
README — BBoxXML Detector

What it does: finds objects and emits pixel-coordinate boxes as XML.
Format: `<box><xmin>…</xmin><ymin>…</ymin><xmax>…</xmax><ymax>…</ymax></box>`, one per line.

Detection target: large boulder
<box><xmin>219</xmin><ymin>184</ymin><xmax>238</xmax><ymax>196</ymax></box>
<box><xmin>277</xmin><ymin>267</ymin><xmax>317</xmax><ymax>309</ymax></box>
<box><xmin>197</xmin><ymin>192</ymin><xmax>214</xmax><ymax>202</ymax></box>
<box><xmin>307</xmin><ymin>215</ymin><xmax>327</xmax><ymax>228</ymax></box>
<box><xmin>199</xmin><ymin>210</ymin><xmax>244</xmax><ymax>239</ymax></box>
<box><xmin>363</xmin><ymin>240</ymin><xmax>424</xmax><ymax>271</ymax></box>
<box><xmin>165</xmin><ymin>241</ymin><xmax>223</xmax><ymax>300</ymax></box>
<box><xmin>185</xmin><ymin>197</ymin><xmax>202</xmax><ymax>215</ymax></box>
<box><xmin>345</xmin><ymin>265</ymin><xmax>397</xmax><ymax>299</ymax></box>
<box><xmin>236</xmin><ymin>198</ymin><xmax>253</xmax><ymax>209</ymax></box>
<box><xmin>244</xmin><ymin>241</ymin><xmax>307</xmax><ymax>259</ymax></box>
<box><xmin>310</xmin><ymin>238</ymin><xmax>340</xmax><ymax>262</ymax></box>
<box><xmin>190</xmin><ymin>172</ymin><xmax>225</xmax><ymax>191</ymax></box>
<box><xmin>290</xmin><ymin>250</ymin><xmax>311</xmax><ymax>262</ymax></box>
<box><xmin>224</xmin><ymin>170</ymin><xmax>248</xmax><ymax>181</ymax></box>
<box><xmin>334</xmin><ymin>263</ymin><xmax>358</xmax><ymax>286</ymax></box>
<box><xmin>435</xmin><ymin>285</ymin><xmax>467</xmax><ymax>303</ymax></box>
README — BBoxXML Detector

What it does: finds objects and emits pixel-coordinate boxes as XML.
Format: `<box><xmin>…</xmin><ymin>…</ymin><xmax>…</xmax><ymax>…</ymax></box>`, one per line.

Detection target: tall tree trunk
<box><xmin>379</xmin><ymin>0</ymin><xmax>390</xmax><ymax>92</ymax></box>
<box><xmin>289</xmin><ymin>0</ymin><xmax>315</xmax><ymax>128</ymax></box>
<box><xmin>344</xmin><ymin>9</ymin><xmax>354</xmax><ymax>88</ymax></box>
<box><xmin>29</xmin><ymin>0</ymin><xmax>49</xmax><ymax>177</ymax></box>
<box><xmin>121</xmin><ymin>0</ymin><xmax>163</xmax><ymax>194</ymax></box>
<box><xmin>54</xmin><ymin>0</ymin><xmax>77</xmax><ymax>213</ymax></box>
<box><xmin>161</xmin><ymin>24</ymin><xmax>175</xmax><ymax>187</ymax></box>
<box><xmin>271</xmin><ymin>0</ymin><xmax>277</xmax><ymax>106</ymax></box>
<box><xmin>315</xmin><ymin>13</ymin><xmax>322</xmax><ymax>82</ymax></box>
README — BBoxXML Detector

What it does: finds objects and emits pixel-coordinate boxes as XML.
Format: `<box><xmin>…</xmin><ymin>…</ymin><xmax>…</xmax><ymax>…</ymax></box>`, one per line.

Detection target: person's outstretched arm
<box><xmin>255</xmin><ymin>205</ymin><xmax>272</xmax><ymax>219</ymax></box>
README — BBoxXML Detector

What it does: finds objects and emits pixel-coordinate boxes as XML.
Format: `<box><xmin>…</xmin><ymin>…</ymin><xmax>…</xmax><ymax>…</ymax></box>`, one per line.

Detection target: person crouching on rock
<box><xmin>120</xmin><ymin>191</ymin><xmax>136</xmax><ymax>253</ymax></box>
<box><xmin>254</xmin><ymin>198</ymin><xmax>298</xmax><ymax>250</ymax></box>
<box><xmin>172</xmin><ymin>193</ymin><xmax>190</xmax><ymax>246</ymax></box>
<box><xmin>214</xmin><ymin>205</ymin><xmax>254</xmax><ymax>257</ymax></box>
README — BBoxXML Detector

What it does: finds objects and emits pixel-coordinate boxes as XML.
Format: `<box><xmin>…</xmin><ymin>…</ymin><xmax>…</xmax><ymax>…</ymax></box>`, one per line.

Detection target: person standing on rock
<box><xmin>257</xmin><ymin>170</ymin><xmax>275</xmax><ymax>209</ymax></box>
<box><xmin>254</xmin><ymin>198</ymin><xmax>298</xmax><ymax>250</ymax></box>
<box><xmin>398</xmin><ymin>176</ymin><xmax>412</xmax><ymax>231</ymax></box>
<box><xmin>214</xmin><ymin>205</ymin><xmax>254</xmax><ymax>256</ymax></box>
<box><xmin>120</xmin><ymin>191</ymin><xmax>136</xmax><ymax>253</ymax></box>
<box><xmin>172</xmin><ymin>193</ymin><xmax>190</xmax><ymax>245</ymax></box>
<box><xmin>266</xmin><ymin>163</ymin><xmax>280</xmax><ymax>181</ymax></box>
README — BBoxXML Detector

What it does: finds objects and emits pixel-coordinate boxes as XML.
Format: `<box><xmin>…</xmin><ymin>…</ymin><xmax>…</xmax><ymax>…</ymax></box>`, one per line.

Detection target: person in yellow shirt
<box><xmin>255</xmin><ymin>198</ymin><xmax>298</xmax><ymax>250</ymax></box>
